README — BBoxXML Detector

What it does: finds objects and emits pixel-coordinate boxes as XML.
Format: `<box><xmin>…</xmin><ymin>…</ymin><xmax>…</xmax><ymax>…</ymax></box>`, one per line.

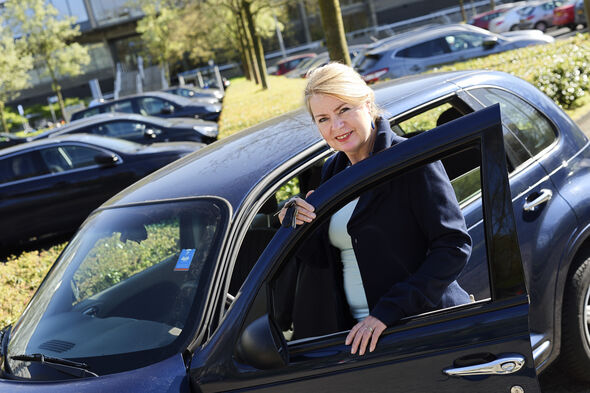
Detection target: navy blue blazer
<box><xmin>287</xmin><ymin>117</ymin><xmax>472</xmax><ymax>339</ymax></box>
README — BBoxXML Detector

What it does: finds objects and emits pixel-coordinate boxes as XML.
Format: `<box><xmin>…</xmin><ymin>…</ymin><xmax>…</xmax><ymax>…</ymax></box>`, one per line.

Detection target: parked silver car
<box><xmin>356</xmin><ymin>24</ymin><xmax>554</xmax><ymax>83</ymax></box>
<box><xmin>517</xmin><ymin>0</ymin><xmax>565</xmax><ymax>31</ymax></box>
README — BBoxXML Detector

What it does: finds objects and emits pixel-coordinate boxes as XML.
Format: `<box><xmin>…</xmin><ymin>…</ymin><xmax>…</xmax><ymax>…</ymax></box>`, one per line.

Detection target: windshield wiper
<box><xmin>11</xmin><ymin>353</ymin><xmax>99</xmax><ymax>378</ymax></box>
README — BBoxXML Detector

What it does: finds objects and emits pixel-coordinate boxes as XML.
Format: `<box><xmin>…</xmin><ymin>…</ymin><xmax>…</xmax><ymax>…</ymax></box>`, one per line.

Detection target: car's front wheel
<box><xmin>534</xmin><ymin>21</ymin><xmax>548</xmax><ymax>32</ymax></box>
<box><xmin>560</xmin><ymin>251</ymin><xmax>590</xmax><ymax>381</ymax></box>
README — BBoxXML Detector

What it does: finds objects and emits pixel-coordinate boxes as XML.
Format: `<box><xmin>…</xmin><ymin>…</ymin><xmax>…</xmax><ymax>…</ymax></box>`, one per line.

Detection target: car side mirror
<box><xmin>235</xmin><ymin>314</ymin><xmax>288</xmax><ymax>370</ymax></box>
<box><xmin>483</xmin><ymin>37</ymin><xmax>498</xmax><ymax>49</ymax></box>
<box><xmin>94</xmin><ymin>153</ymin><xmax>119</xmax><ymax>167</ymax></box>
<box><xmin>161</xmin><ymin>105</ymin><xmax>174</xmax><ymax>114</ymax></box>
<box><xmin>144</xmin><ymin>129</ymin><xmax>158</xmax><ymax>139</ymax></box>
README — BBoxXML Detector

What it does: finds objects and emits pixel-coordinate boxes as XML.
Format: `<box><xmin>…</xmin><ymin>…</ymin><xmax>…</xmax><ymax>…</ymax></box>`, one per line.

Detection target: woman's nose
<box><xmin>333</xmin><ymin>116</ymin><xmax>345</xmax><ymax>129</ymax></box>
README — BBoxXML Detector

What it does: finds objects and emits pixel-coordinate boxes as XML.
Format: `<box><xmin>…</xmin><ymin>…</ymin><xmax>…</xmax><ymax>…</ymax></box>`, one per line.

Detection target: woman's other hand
<box><xmin>345</xmin><ymin>315</ymin><xmax>386</xmax><ymax>355</ymax></box>
<box><xmin>277</xmin><ymin>191</ymin><xmax>316</xmax><ymax>226</ymax></box>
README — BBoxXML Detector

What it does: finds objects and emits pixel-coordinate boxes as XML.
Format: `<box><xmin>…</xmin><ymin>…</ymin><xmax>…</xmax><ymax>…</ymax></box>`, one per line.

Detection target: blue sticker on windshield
<box><xmin>174</xmin><ymin>249</ymin><xmax>196</xmax><ymax>271</ymax></box>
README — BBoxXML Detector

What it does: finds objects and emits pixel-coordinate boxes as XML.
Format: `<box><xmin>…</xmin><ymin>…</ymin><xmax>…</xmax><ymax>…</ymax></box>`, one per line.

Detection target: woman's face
<box><xmin>309</xmin><ymin>93</ymin><xmax>374</xmax><ymax>164</ymax></box>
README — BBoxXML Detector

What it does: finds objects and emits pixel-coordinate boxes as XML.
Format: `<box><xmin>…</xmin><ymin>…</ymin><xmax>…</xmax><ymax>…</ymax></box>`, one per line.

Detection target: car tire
<box><xmin>560</xmin><ymin>251</ymin><xmax>590</xmax><ymax>381</ymax></box>
<box><xmin>534</xmin><ymin>21</ymin><xmax>547</xmax><ymax>32</ymax></box>
<box><xmin>509</xmin><ymin>25</ymin><xmax>518</xmax><ymax>31</ymax></box>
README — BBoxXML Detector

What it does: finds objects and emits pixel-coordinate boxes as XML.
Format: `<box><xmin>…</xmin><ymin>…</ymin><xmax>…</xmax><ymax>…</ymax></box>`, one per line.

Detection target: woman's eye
<box><xmin>340</xmin><ymin>107</ymin><xmax>350</xmax><ymax>114</ymax></box>
<box><xmin>317</xmin><ymin>117</ymin><xmax>328</xmax><ymax>123</ymax></box>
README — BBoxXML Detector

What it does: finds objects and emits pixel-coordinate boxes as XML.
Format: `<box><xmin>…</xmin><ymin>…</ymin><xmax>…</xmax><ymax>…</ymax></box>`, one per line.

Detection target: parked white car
<box><xmin>489</xmin><ymin>3</ymin><xmax>530</xmax><ymax>32</ymax></box>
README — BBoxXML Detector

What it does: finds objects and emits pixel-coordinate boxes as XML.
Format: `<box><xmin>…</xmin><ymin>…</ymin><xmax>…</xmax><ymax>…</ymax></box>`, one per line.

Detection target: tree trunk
<box><xmin>318</xmin><ymin>0</ymin><xmax>351</xmax><ymax>66</ymax></box>
<box><xmin>585</xmin><ymin>0</ymin><xmax>590</xmax><ymax>28</ymax></box>
<box><xmin>54</xmin><ymin>83</ymin><xmax>67</xmax><ymax>123</ymax></box>
<box><xmin>459</xmin><ymin>0</ymin><xmax>466</xmax><ymax>22</ymax></box>
<box><xmin>236</xmin><ymin>17</ymin><xmax>253</xmax><ymax>81</ymax></box>
<box><xmin>490</xmin><ymin>0</ymin><xmax>495</xmax><ymax>10</ymax></box>
<box><xmin>244</xmin><ymin>0</ymin><xmax>268</xmax><ymax>90</ymax></box>
<box><xmin>0</xmin><ymin>101</ymin><xmax>7</xmax><ymax>133</ymax></box>
<box><xmin>239</xmin><ymin>7</ymin><xmax>260</xmax><ymax>85</ymax></box>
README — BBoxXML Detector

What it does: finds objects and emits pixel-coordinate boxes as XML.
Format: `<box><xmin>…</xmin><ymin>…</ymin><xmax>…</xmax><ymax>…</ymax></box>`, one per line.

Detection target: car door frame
<box><xmin>188</xmin><ymin>105</ymin><xmax>541</xmax><ymax>392</ymax></box>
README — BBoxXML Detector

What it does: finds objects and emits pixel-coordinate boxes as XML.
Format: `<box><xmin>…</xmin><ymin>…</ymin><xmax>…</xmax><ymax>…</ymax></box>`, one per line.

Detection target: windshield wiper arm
<box><xmin>11</xmin><ymin>353</ymin><xmax>99</xmax><ymax>378</ymax></box>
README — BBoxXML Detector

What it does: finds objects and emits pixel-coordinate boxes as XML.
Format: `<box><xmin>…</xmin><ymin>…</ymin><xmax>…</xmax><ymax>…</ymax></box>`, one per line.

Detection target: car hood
<box><xmin>501</xmin><ymin>30</ymin><xmax>554</xmax><ymax>42</ymax></box>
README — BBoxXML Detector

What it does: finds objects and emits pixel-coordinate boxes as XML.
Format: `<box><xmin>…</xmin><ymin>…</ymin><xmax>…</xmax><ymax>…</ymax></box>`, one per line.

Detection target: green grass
<box><xmin>4</xmin><ymin>37</ymin><xmax>590</xmax><ymax>328</ymax></box>
<box><xmin>218</xmin><ymin>75</ymin><xmax>307</xmax><ymax>139</ymax></box>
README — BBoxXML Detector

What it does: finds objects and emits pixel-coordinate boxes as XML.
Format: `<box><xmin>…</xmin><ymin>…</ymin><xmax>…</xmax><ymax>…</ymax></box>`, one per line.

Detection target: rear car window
<box><xmin>469</xmin><ymin>88</ymin><xmax>557</xmax><ymax>157</ymax></box>
<box><xmin>396</xmin><ymin>38</ymin><xmax>449</xmax><ymax>58</ymax></box>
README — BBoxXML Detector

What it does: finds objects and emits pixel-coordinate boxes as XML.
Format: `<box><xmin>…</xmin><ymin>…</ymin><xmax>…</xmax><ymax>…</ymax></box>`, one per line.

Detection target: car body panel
<box><xmin>188</xmin><ymin>105</ymin><xmax>541</xmax><ymax>392</ymax></box>
<box><xmin>32</xmin><ymin>113</ymin><xmax>217</xmax><ymax>144</ymax></box>
<box><xmin>357</xmin><ymin>24</ymin><xmax>553</xmax><ymax>82</ymax></box>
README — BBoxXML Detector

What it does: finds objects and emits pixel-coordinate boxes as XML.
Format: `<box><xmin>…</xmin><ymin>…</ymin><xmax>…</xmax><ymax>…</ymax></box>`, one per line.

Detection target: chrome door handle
<box><xmin>523</xmin><ymin>189</ymin><xmax>553</xmax><ymax>212</ymax></box>
<box><xmin>444</xmin><ymin>354</ymin><xmax>525</xmax><ymax>376</ymax></box>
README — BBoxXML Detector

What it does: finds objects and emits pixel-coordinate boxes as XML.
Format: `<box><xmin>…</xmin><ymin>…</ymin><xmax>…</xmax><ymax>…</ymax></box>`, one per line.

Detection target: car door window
<box><xmin>396</xmin><ymin>38</ymin><xmax>449</xmax><ymax>58</ymax></box>
<box><xmin>468</xmin><ymin>88</ymin><xmax>557</xmax><ymax>156</ymax></box>
<box><xmin>138</xmin><ymin>97</ymin><xmax>170</xmax><ymax>116</ymax></box>
<box><xmin>2</xmin><ymin>151</ymin><xmax>49</xmax><ymax>182</ymax></box>
<box><xmin>96</xmin><ymin>121</ymin><xmax>147</xmax><ymax>138</ymax></box>
<box><xmin>60</xmin><ymin>145</ymin><xmax>102</xmax><ymax>168</ymax></box>
<box><xmin>111</xmin><ymin>100</ymin><xmax>134</xmax><ymax>114</ymax></box>
<box><xmin>39</xmin><ymin>147</ymin><xmax>73</xmax><ymax>173</ymax></box>
<box><xmin>445</xmin><ymin>33</ymin><xmax>484</xmax><ymax>52</ymax></box>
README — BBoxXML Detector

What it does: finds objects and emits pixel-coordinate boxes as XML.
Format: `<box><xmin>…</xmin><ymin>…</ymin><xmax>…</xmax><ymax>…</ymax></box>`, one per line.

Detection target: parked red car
<box><xmin>272</xmin><ymin>53</ymin><xmax>316</xmax><ymax>76</ymax></box>
<box><xmin>469</xmin><ymin>8</ymin><xmax>511</xmax><ymax>29</ymax></box>
<box><xmin>554</xmin><ymin>2</ymin><xmax>576</xmax><ymax>28</ymax></box>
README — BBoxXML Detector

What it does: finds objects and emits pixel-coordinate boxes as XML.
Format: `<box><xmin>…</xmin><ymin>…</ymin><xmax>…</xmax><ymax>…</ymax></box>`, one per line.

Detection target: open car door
<box><xmin>190</xmin><ymin>104</ymin><xmax>542</xmax><ymax>393</ymax></box>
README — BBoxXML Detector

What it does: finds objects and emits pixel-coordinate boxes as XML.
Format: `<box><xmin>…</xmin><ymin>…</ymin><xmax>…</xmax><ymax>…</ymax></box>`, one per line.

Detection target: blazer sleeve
<box><xmin>370</xmin><ymin>161</ymin><xmax>472</xmax><ymax>325</ymax></box>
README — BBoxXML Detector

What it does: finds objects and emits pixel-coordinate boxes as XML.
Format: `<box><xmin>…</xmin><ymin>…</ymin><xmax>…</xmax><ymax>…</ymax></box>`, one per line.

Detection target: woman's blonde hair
<box><xmin>304</xmin><ymin>62</ymin><xmax>380</xmax><ymax>120</ymax></box>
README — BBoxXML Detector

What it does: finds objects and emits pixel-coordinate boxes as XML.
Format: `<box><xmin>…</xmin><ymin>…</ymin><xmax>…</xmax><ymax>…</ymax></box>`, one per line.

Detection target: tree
<box><xmin>318</xmin><ymin>0</ymin><xmax>350</xmax><ymax>65</ymax></box>
<box><xmin>0</xmin><ymin>23</ymin><xmax>33</xmax><ymax>133</ymax></box>
<box><xmin>585</xmin><ymin>0</ymin><xmax>590</xmax><ymax>28</ymax></box>
<box><xmin>5</xmin><ymin>0</ymin><xmax>90</xmax><ymax>122</ymax></box>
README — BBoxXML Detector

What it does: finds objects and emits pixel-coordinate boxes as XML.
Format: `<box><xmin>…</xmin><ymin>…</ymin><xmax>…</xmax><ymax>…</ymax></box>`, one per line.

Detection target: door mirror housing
<box><xmin>483</xmin><ymin>37</ymin><xmax>498</xmax><ymax>49</ymax></box>
<box><xmin>161</xmin><ymin>105</ymin><xmax>174</xmax><ymax>114</ymax></box>
<box><xmin>94</xmin><ymin>153</ymin><xmax>119</xmax><ymax>167</ymax></box>
<box><xmin>144</xmin><ymin>128</ymin><xmax>158</xmax><ymax>139</ymax></box>
<box><xmin>236</xmin><ymin>314</ymin><xmax>288</xmax><ymax>370</ymax></box>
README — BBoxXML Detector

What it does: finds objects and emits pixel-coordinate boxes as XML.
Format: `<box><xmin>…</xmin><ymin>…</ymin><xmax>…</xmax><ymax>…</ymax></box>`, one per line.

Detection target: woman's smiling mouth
<box><xmin>336</xmin><ymin>131</ymin><xmax>353</xmax><ymax>141</ymax></box>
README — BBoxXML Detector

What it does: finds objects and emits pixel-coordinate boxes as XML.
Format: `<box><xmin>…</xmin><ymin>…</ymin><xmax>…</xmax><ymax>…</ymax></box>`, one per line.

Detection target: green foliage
<box><xmin>276</xmin><ymin>177</ymin><xmax>300</xmax><ymax>202</ymax></box>
<box><xmin>0</xmin><ymin>20</ymin><xmax>33</xmax><ymax>104</ymax></box>
<box><xmin>73</xmin><ymin>222</ymin><xmax>178</xmax><ymax>302</ymax></box>
<box><xmin>533</xmin><ymin>47</ymin><xmax>590</xmax><ymax>109</ymax></box>
<box><xmin>4</xmin><ymin>0</ymin><xmax>90</xmax><ymax>89</ymax></box>
<box><xmin>1</xmin><ymin>108</ymin><xmax>27</xmax><ymax>133</ymax></box>
<box><xmin>218</xmin><ymin>75</ymin><xmax>307</xmax><ymax>138</ymax></box>
<box><xmin>0</xmin><ymin>244</ymin><xmax>66</xmax><ymax>327</ymax></box>
<box><xmin>433</xmin><ymin>33</ymin><xmax>590</xmax><ymax>110</ymax></box>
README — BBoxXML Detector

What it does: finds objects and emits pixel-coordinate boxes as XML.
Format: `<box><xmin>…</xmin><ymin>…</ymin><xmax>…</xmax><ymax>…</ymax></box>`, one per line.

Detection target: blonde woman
<box><xmin>279</xmin><ymin>62</ymin><xmax>471</xmax><ymax>356</ymax></box>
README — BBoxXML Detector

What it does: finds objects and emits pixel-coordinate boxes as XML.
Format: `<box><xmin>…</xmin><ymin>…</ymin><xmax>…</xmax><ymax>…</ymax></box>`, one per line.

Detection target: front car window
<box><xmin>5</xmin><ymin>199</ymin><xmax>228</xmax><ymax>379</ymax></box>
<box><xmin>96</xmin><ymin>121</ymin><xmax>147</xmax><ymax>138</ymax></box>
<box><xmin>445</xmin><ymin>33</ymin><xmax>484</xmax><ymax>51</ymax></box>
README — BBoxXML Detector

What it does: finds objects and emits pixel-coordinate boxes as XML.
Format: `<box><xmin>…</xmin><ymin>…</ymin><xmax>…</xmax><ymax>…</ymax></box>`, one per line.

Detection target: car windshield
<box><xmin>5</xmin><ymin>198</ymin><xmax>229</xmax><ymax>380</ymax></box>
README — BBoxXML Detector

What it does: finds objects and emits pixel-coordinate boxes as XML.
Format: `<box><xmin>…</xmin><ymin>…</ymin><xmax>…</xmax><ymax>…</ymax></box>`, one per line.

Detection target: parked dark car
<box><xmin>0</xmin><ymin>133</ymin><xmax>28</xmax><ymax>149</ymax></box>
<box><xmin>357</xmin><ymin>23</ymin><xmax>554</xmax><ymax>83</ymax></box>
<box><xmin>162</xmin><ymin>86</ymin><xmax>224</xmax><ymax>101</ymax></box>
<box><xmin>70</xmin><ymin>92</ymin><xmax>222</xmax><ymax>122</ymax></box>
<box><xmin>3</xmin><ymin>70</ymin><xmax>590</xmax><ymax>391</ymax></box>
<box><xmin>31</xmin><ymin>113</ymin><xmax>218</xmax><ymax>145</ymax></box>
<box><xmin>0</xmin><ymin>134</ymin><xmax>202</xmax><ymax>249</ymax></box>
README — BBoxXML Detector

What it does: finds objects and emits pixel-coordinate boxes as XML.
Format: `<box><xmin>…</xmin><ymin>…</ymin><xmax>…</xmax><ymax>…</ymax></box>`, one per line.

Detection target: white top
<box><xmin>328</xmin><ymin>198</ymin><xmax>369</xmax><ymax>321</ymax></box>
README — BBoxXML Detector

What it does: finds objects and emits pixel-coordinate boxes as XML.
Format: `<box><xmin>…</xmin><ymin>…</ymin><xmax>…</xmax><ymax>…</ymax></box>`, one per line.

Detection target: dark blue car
<box><xmin>70</xmin><ymin>92</ymin><xmax>222</xmax><ymax>122</ymax></box>
<box><xmin>2</xmin><ymin>70</ymin><xmax>589</xmax><ymax>391</ymax></box>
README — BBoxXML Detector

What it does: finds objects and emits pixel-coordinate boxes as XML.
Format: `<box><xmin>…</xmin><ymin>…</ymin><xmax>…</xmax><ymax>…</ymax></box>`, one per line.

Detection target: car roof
<box><xmin>277</xmin><ymin>53</ymin><xmax>316</xmax><ymax>64</ymax></box>
<box><xmin>103</xmin><ymin>70</ymin><xmax>524</xmax><ymax>213</ymax></box>
<box><xmin>72</xmin><ymin>92</ymin><xmax>191</xmax><ymax>117</ymax></box>
<box><xmin>0</xmin><ymin>133</ymin><xmax>140</xmax><ymax>155</ymax></box>
<box><xmin>368</xmin><ymin>24</ymin><xmax>491</xmax><ymax>55</ymax></box>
